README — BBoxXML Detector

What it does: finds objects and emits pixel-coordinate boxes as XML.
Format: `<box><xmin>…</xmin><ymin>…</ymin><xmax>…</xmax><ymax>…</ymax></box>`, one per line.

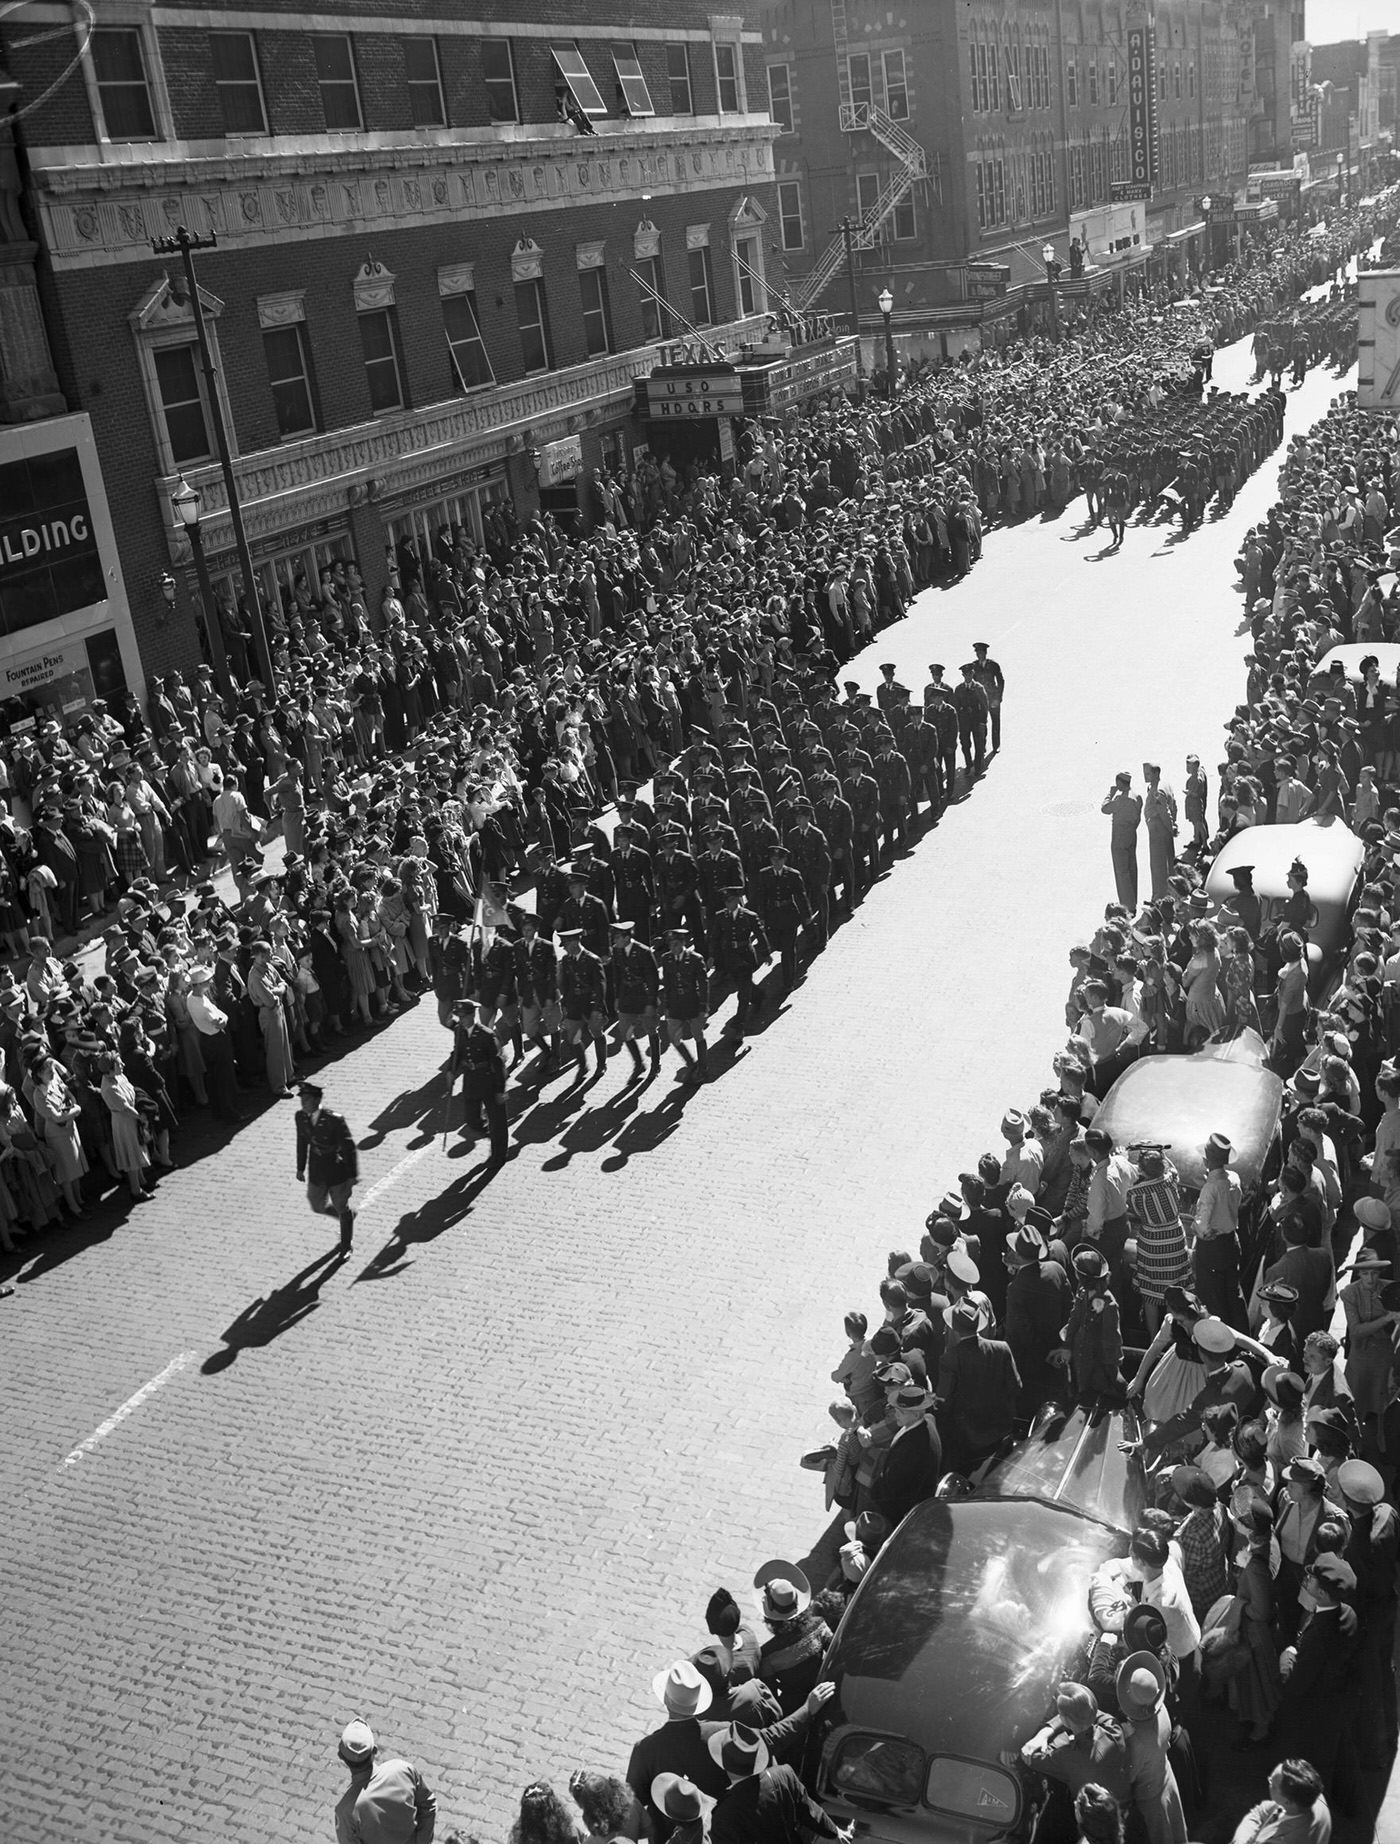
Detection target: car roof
<box><xmin>824</xmin><ymin>1498</ymin><xmax>1125</xmax><ymax>1764</ymax></box>
<box><xmin>1203</xmin><ymin>817</ymin><xmax>1363</xmax><ymax>951</ymax></box>
<box><xmin>1091</xmin><ymin>1035</ymin><xmax>1284</xmax><ymax>1193</ymax></box>
<box><xmin>1316</xmin><ymin>642</ymin><xmax>1400</xmax><ymax>686</ymax></box>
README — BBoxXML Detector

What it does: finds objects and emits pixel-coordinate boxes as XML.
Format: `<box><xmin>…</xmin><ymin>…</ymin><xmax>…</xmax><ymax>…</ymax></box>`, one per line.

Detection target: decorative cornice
<box><xmin>153</xmin><ymin>314</ymin><xmax>771</xmax><ymax>559</ymax></box>
<box><xmin>31</xmin><ymin>121</ymin><xmax>780</xmax><ymax>271</ymax></box>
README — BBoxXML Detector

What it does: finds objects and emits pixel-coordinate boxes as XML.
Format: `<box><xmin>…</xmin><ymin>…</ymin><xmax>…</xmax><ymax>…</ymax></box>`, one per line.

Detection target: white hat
<box><xmin>652</xmin><ymin>1660</ymin><xmax>713</xmax><ymax>1717</ymax></box>
<box><xmin>339</xmin><ymin>1721</ymin><xmax>375</xmax><ymax>1764</ymax></box>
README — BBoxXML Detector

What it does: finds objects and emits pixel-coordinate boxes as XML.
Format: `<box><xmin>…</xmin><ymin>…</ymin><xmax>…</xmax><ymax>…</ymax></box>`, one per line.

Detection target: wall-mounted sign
<box><xmin>965</xmin><ymin>265</ymin><xmax>1010</xmax><ymax>300</ymax></box>
<box><xmin>538</xmin><ymin>435</ymin><xmax>583</xmax><ymax>487</ymax></box>
<box><xmin>761</xmin><ymin>343</ymin><xmax>859</xmax><ymax>411</ymax></box>
<box><xmin>1126</xmin><ymin>25</ymin><xmax>1158</xmax><ymax>194</ymax></box>
<box><xmin>0</xmin><ymin>448</ymin><xmax>105</xmax><ymax>638</ymax></box>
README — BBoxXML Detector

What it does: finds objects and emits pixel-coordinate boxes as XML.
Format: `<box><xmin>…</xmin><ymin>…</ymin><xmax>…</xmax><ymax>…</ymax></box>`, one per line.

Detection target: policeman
<box><xmin>609</xmin><ymin>918</ymin><xmax>661</xmax><ymax>1077</ymax></box>
<box><xmin>452</xmin><ymin>1000</ymin><xmax>510</xmax><ymax>1164</ymax></box>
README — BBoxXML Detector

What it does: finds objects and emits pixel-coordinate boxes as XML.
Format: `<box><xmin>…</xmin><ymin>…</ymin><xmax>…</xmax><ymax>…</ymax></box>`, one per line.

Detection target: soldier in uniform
<box><xmin>1102</xmin><ymin>463</ymin><xmax>1129</xmax><ymax>546</ymax></box>
<box><xmin>758</xmin><ymin>840</ymin><xmax>812</xmax><ymax>998</ymax></box>
<box><xmin>845</xmin><ymin>752</ymin><xmax>881</xmax><ymax>898</ymax></box>
<box><xmin>294</xmin><ymin>1079</ymin><xmax>358</xmax><ymax>1254</ymax></box>
<box><xmin>428</xmin><ymin>911</ymin><xmax>470</xmax><ymax>1032</ymax></box>
<box><xmin>452</xmin><ymin>1000</ymin><xmax>510</xmax><ymax>1164</ymax></box>
<box><xmin>558</xmin><ymin>862</ymin><xmax>612</xmax><ymax>963</ymax></box>
<box><xmin>557</xmin><ymin>927</ymin><xmax>608</xmax><ymax>1078</ymax></box>
<box><xmin>926</xmin><ymin>678</ymin><xmax>960</xmax><ymax>802</ymax></box>
<box><xmin>787</xmin><ymin>798</ymin><xmax>832</xmax><ymax>952</ymax></box>
<box><xmin>900</xmin><ymin>699</ymin><xmax>943</xmax><ymax>822</ymax></box>
<box><xmin>609</xmin><ymin>821</ymin><xmax>656</xmax><ymax>940</ymax></box>
<box><xmin>609</xmin><ymin>918</ymin><xmax>661</xmax><ymax>1077</ymax></box>
<box><xmin>711</xmin><ymin>882</ymin><xmax>769</xmax><ymax>1038</ymax></box>
<box><xmin>696</xmin><ymin>827</ymin><xmax>745</xmax><ymax>952</ymax></box>
<box><xmin>478</xmin><ymin>922</ymin><xmax>522</xmax><ymax>1066</ymax></box>
<box><xmin>512</xmin><ymin>910</ymin><xmax>561</xmax><ymax>1066</ymax></box>
<box><xmin>970</xmin><ymin>642</ymin><xmax>1005</xmax><ymax>753</ymax></box>
<box><xmin>660</xmin><ymin>925</ymin><xmax>711</xmax><ymax>1082</ymax></box>
<box><xmin>876</xmin><ymin>662</ymin><xmax>910</xmax><ymax>711</ymax></box>
<box><xmin>953</xmin><ymin>663</ymin><xmax>990</xmax><ymax>776</ymax></box>
<box><xmin>811</xmin><ymin>772</ymin><xmax>855</xmax><ymax>916</ymax></box>
<box><xmin>655</xmin><ymin>827</ymin><xmax>704</xmax><ymax>945</ymax></box>
<box><xmin>739</xmin><ymin>791</ymin><xmax>781</xmax><ymax>891</ymax></box>
<box><xmin>533</xmin><ymin>850</ymin><xmax>570</xmax><ymax>940</ymax></box>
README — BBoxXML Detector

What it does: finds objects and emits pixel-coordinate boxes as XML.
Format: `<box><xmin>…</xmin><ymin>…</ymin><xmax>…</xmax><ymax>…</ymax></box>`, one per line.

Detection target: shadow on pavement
<box><xmin>201</xmin><ymin>1246</ymin><xmax>347</xmax><ymax>1371</ymax></box>
<box><xmin>358</xmin><ymin>1066</ymin><xmax>452</xmax><ymax>1152</ymax></box>
<box><xmin>356</xmin><ymin>1155</ymin><xmax>515</xmax><ymax>1278</ymax></box>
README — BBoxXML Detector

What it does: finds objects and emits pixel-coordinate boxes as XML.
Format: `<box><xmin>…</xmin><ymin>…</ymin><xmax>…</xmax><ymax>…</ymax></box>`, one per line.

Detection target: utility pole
<box><xmin>151</xmin><ymin>226</ymin><xmax>276</xmax><ymax>696</ymax></box>
<box><xmin>839</xmin><ymin>217</ymin><xmax>866</xmax><ymax>391</ymax></box>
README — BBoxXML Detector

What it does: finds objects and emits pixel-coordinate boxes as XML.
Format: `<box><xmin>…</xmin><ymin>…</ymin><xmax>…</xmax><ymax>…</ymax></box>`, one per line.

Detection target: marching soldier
<box><xmin>787</xmin><ymin>798</ymin><xmax>832</xmax><ymax>951</ymax></box>
<box><xmin>451</xmin><ymin>1000</ymin><xmax>510</xmax><ymax>1164</ymax></box>
<box><xmin>609</xmin><ymin>821</ymin><xmax>656</xmax><ymax>940</ymax></box>
<box><xmin>900</xmin><ymin>700</ymin><xmax>943</xmax><ymax>821</ymax></box>
<box><xmin>926</xmin><ymin>677</ymin><xmax>961</xmax><ymax>799</ymax></box>
<box><xmin>512</xmin><ymin>909</ymin><xmax>562</xmax><ymax>1065</ymax></box>
<box><xmin>739</xmin><ymin>791</ymin><xmax>781</xmax><ymax>891</ymax></box>
<box><xmin>609</xmin><ymin>918</ymin><xmax>661</xmax><ymax>1078</ymax></box>
<box><xmin>845</xmin><ymin>752</ymin><xmax>881</xmax><ymax>897</ymax></box>
<box><xmin>711</xmin><ymin>882</ymin><xmax>770</xmax><ymax>1038</ymax></box>
<box><xmin>655</xmin><ymin>827</ymin><xmax>704</xmax><ymax>944</ymax></box>
<box><xmin>811</xmin><ymin>771</ymin><xmax>855</xmax><ymax>916</ymax></box>
<box><xmin>533</xmin><ymin>850</ymin><xmax>571</xmax><ymax>940</ymax></box>
<box><xmin>758</xmin><ymin>840</ymin><xmax>812</xmax><ymax>998</ymax></box>
<box><xmin>874</xmin><ymin>732</ymin><xmax>913</xmax><ymax>863</ymax></box>
<box><xmin>660</xmin><ymin>925</ymin><xmax>711</xmax><ymax>1082</ymax></box>
<box><xmin>877</xmin><ymin>662</ymin><xmax>910</xmax><ymax>711</ymax></box>
<box><xmin>428</xmin><ymin>911</ymin><xmax>470</xmax><ymax>1033</ymax></box>
<box><xmin>557</xmin><ymin>927</ymin><xmax>608</xmax><ymax>1078</ymax></box>
<box><xmin>478</xmin><ymin>922</ymin><xmax>522</xmax><ymax>1066</ymax></box>
<box><xmin>696</xmin><ymin>826</ymin><xmax>745</xmax><ymax>949</ymax></box>
<box><xmin>559</xmin><ymin>862</ymin><xmax>612</xmax><ymax>960</ymax></box>
<box><xmin>953</xmin><ymin>663</ymin><xmax>990</xmax><ymax>776</ymax></box>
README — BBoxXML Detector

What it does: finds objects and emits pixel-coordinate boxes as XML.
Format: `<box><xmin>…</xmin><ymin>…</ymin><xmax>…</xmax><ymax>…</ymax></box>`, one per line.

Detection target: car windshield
<box><xmin>827</xmin><ymin>1501</ymin><xmax>1125</xmax><ymax>1763</ymax></box>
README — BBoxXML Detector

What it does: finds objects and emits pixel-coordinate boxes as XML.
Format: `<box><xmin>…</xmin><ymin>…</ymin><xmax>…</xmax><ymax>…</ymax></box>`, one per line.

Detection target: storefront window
<box><xmin>384</xmin><ymin>476</ymin><xmax>511</xmax><ymax>566</ymax></box>
<box><xmin>211</xmin><ymin>530</ymin><xmax>357</xmax><ymax>628</ymax></box>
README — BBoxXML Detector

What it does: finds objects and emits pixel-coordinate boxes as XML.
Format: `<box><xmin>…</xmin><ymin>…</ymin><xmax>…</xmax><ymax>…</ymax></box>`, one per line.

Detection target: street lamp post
<box><xmin>1042</xmin><ymin>242</ymin><xmax>1061</xmax><ymax>339</ymax></box>
<box><xmin>878</xmin><ymin>287</ymin><xmax>897</xmax><ymax>400</ymax></box>
<box><xmin>151</xmin><ymin>225</ymin><xmax>275</xmax><ymax>695</ymax></box>
<box><xmin>170</xmin><ymin>475</ymin><xmax>233</xmax><ymax>700</ymax></box>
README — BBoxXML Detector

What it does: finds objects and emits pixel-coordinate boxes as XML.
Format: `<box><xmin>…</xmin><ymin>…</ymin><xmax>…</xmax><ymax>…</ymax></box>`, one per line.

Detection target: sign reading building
<box><xmin>1126</xmin><ymin>25</ymin><xmax>1158</xmax><ymax>196</ymax></box>
<box><xmin>1358</xmin><ymin>269</ymin><xmax>1400</xmax><ymax>414</ymax></box>
<box><xmin>0</xmin><ymin>448</ymin><xmax>105</xmax><ymax>636</ymax></box>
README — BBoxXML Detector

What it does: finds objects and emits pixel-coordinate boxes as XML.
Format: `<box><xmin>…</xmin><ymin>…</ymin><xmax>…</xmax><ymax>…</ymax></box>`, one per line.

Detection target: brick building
<box><xmin>755</xmin><ymin>0</ymin><xmax>1256</xmax><ymax>340</ymax></box>
<box><xmin>0</xmin><ymin>0</ymin><xmax>780</xmax><ymax>707</ymax></box>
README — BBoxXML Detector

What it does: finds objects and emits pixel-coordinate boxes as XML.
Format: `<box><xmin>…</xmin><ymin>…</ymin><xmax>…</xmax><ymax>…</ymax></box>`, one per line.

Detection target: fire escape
<box><xmin>790</xmin><ymin>0</ymin><xmax>940</xmax><ymax>313</ymax></box>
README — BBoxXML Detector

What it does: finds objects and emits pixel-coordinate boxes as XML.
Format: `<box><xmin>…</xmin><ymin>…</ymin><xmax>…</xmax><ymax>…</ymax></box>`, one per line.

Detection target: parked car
<box><xmin>806</xmin><ymin>1406</ymin><xmax>1143</xmax><ymax>1844</ymax></box>
<box><xmin>1090</xmin><ymin>1031</ymin><xmax>1284</xmax><ymax>1300</ymax></box>
<box><xmin>1313</xmin><ymin>641</ymin><xmax>1400</xmax><ymax>688</ymax></box>
<box><xmin>1203</xmin><ymin>816</ymin><xmax>1364</xmax><ymax>992</ymax></box>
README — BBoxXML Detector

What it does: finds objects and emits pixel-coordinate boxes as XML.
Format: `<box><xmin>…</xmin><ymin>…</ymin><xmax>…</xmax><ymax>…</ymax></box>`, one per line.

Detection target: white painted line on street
<box><xmin>62</xmin><ymin>1349</ymin><xmax>198</xmax><ymax>1466</ymax></box>
<box><xmin>358</xmin><ymin>1143</ymin><xmax>435</xmax><ymax>1214</ymax></box>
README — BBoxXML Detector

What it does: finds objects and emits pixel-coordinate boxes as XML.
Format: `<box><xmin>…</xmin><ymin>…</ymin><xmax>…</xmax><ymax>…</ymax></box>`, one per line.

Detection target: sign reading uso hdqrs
<box><xmin>645</xmin><ymin>371</ymin><xmax>744</xmax><ymax>418</ymax></box>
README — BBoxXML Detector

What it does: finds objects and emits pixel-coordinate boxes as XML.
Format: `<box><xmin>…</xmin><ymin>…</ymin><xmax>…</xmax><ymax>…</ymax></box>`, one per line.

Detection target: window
<box><xmin>153</xmin><ymin>344</ymin><xmax>212</xmax><ymax>465</ymax></box>
<box><xmin>666</xmin><ymin>43</ymin><xmax>693</xmax><ymax>113</ymax></box>
<box><xmin>90</xmin><ymin>27</ymin><xmax>157</xmax><ymax>140</ymax></box>
<box><xmin>637</xmin><ymin>256</ymin><xmax>669</xmax><ymax>341</ymax></box>
<box><xmin>1066</xmin><ymin>56</ymin><xmax>1077</xmax><ymax>106</ymax></box>
<box><xmin>768</xmin><ymin>63</ymin><xmax>793</xmax><ymax>132</ymax></box>
<box><xmin>612</xmin><ymin>43</ymin><xmax>654</xmax><ymax>116</ymax></box>
<box><xmin>262</xmin><ymin>324</ymin><xmax>317</xmax><ymax>438</ymax></box>
<box><xmin>514</xmin><ymin>278</ymin><xmax>553</xmax><ymax>373</ymax></box>
<box><xmin>358</xmin><ymin>308</ymin><xmax>406</xmax><ymax>412</ymax></box>
<box><xmin>1107</xmin><ymin>61</ymin><xmax>1118</xmax><ymax>106</ymax></box>
<box><xmin>443</xmin><ymin>293</ymin><xmax>493</xmax><ymax>390</ymax></box>
<box><xmin>968</xmin><ymin>43</ymin><xmax>980</xmax><ymax>113</ymax></box>
<box><xmin>777</xmin><ymin>179</ymin><xmax>804</xmax><ymax>250</ymax></box>
<box><xmin>975</xmin><ymin>163</ymin><xmax>986</xmax><ymax>229</ymax></box>
<box><xmin>210</xmin><ymin>32</ymin><xmax>266</xmax><ymax>134</ymax></box>
<box><xmin>1088</xmin><ymin>56</ymin><xmax>1098</xmax><ymax>105</ymax></box>
<box><xmin>1188</xmin><ymin>60</ymin><xmax>1196</xmax><ymax>98</ymax></box>
<box><xmin>848</xmin><ymin>53</ymin><xmax>871</xmax><ymax>112</ymax></box>
<box><xmin>884</xmin><ymin>49</ymin><xmax>908</xmax><ymax>119</ymax></box>
<box><xmin>404</xmin><ymin>38</ymin><xmax>445</xmax><ymax>126</ymax></box>
<box><xmin>482</xmin><ymin>42</ymin><xmax>518</xmax><ymax>123</ymax></box>
<box><xmin>976</xmin><ymin>44</ymin><xmax>990</xmax><ymax>112</ymax></box>
<box><xmin>988</xmin><ymin>42</ymin><xmax>999</xmax><ymax>111</ymax></box>
<box><xmin>990</xmin><ymin>159</ymin><xmax>1005</xmax><ymax>223</ymax></box>
<box><xmin>311</xmin><ymin>34</ymin><xmax>361</xmax><ymax>130</ymax></box>
<box><xmin>1174</xmin><ymin>60</ymin><xmax>1182</xmax><ymax>98</ymax></box>
<box><xmin>892</xmin><ymin>191</ymin><xmax>916</xmax><ymax>240</ymax></box>
<box><xmin>715</xmin><ymin>41</ymin><xmax>740</xmax><ymax>113</ymax></box>
<box><xmin>551</xmin><ymin>43</ymin><xmax>607</xmax><ymax>117</ymax></box>
<box><xmin>1006</xmin><ymin>43</ymin><xmax>1021</xmax><ymax>112</ymax></box>
<box><xmin>688</xmin><ymin>245</ymin><xmax>714</xmax><ymax>325</ymax></box>
<box><xmin>734</xmin><ymin>234</ymin><xmax>763</xmax><ymax>315</ymax></box>
<box><xmin>578</xmin><ymin>267</ymin><xmax>613</xmax><ymax>357</ymax></box>
<box><xmin>856</xmin><ymin>170</ymin><xmax>881</xmax><ymax>225</ymax></box>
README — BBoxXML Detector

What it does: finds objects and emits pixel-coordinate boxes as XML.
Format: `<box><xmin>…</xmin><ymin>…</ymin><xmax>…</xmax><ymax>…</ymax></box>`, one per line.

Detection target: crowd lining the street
<box><xmin>2</xmin><ymin>187</ymin><xmax>1399</xmax><ymax>1844</ymax></box>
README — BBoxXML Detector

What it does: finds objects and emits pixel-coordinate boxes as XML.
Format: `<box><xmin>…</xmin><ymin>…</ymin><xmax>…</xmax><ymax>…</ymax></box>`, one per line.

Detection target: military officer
<box><xmin>559</xmin><ymin>863</ymin><xmax>612</xmax><ymax>960</ymax></box>
<box><xmin>758</xmin><ymin>840</ymin><xmax>812</xmax><ymax>998</ymax></box>
<box><xmin>711</xmin><ymin>883</ymin><xmax>770</xmax><ymax>1037</ymax></box>
<box><xmin>610</xmin><ymin>822</ymin><xmax>656</xmax><ymax>940</ymax></box>
<box><xmin>873</xmin><ymin>732</ymin><xmax>913</xmax><ymax>863</ymax></box>
<box><xmin>876</xmin><ymin>662</ymin><xmax>910</xmax><ymax>711</ymax></box>
<box><xmin>970</xmin><ymin>642</ymin><xmax>1005</xmax><ymax>753</ymax></box>
<box><xmin>953</xmin><ymin>664</ymin><xmax>990</xmax><ymax>776</ymax></box>
<box><xmin>512</xmin><ymin>909</ymin><xmax>561</xmax><ymax>1066</ymax></box>
<box><xmin>558</xmin><ymin>927</ymin><xmax>608</xmax><ymax>1078</ymax></box>
<box><xmin>786</xmin><ymin>798</ymin><xmax>832</xmax><ymax>952</ymax></box>
<box><xmin>452</xmin><ymin>1000</ymin><xmax>510</xmax><ymax>1163</ymax></box>
<box><xmin>659</xmin><ymin>925</ymin><xmax>711</xmax><ymax>1082</ymax></box>
<box><xmin>609</xmin><ymin>919</ymin><xmax>661</xmax><ymax>1077</ymax></box>
<box><xmin>925</xmin><ymin>677</ymin><xmax>961</xmax><ymax>797</ymax></box>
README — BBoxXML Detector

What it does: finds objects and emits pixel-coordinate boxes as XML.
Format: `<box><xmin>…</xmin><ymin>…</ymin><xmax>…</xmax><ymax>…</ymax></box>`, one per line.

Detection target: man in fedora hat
<box><xmin>333</xmin><ymin>1719</ymin><xmax>437</xmax><ymax>1844</ymax></box>
<box><xmin>753</xmin><ymin>1562</ymin><xmax>831</xmax><ymax>1716</ymax></box>
<box><xmin>1115</xmin><ymin>1651</ymin><xmax>1187</xmax><ymax>1844</ymax></box>
<box><xmin>627</xmin><ymin>1660</ymin><xmax>728</xmax><ymax>1839</ymax></box>
<box><xmin>871</xmin><ymin>1381</ymin><xmax>943</xmax><ymax>1526</ymax></box>
<box><xmin>708</xmin><ymin>1723</ymin><xmax>853</xmax><ymax>1844</ymax></box>
<box><xmin>1003</xmin><ymin>1225</ymin><xmax>1069</xmax><ymax>1417</ymax></box>
<box><xmin>1275</xmin><ymin>1552</ymin><xmax>1360</xmax><ymax>1795</ymax></box>
<box><xmin>1192</xmin><ymin>1131</ymin><xmax>1245</xmax><ymax>1324</ymax></box>
<box><xmin>934</xmin><ymin>1296</ymin><xmax>1020</xmax><ymax>1478</ymax></box>
<box><xmin>651</xmin><ymin>1775</ymin><xmax>714</xmax><ymax>1844</ymax></box>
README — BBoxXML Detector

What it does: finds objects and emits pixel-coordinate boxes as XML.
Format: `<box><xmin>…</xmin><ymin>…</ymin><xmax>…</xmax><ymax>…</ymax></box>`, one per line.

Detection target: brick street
<box><xmin>0</xmin><ymin>340</ymin><xmax>1365</xmax><ymax>1843</ymax></box>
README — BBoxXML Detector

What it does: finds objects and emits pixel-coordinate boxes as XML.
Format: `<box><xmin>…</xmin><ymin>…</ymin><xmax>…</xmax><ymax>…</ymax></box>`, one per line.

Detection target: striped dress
<box><xmin>1127</xmin><ymin>1164</ymin><xmax>1193</xmax><ymax>1303</ymax></box>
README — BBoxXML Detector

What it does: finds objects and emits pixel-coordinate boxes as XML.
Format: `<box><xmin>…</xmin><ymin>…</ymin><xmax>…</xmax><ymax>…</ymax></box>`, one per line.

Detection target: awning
<box><xmin>1165</xmin><ymin>219</ymin><xmax>1207</xmax><ymax>243</ymax></box>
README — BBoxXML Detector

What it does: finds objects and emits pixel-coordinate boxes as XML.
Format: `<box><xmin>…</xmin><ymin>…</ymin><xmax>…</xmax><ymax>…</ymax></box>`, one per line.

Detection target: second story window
<box><xmin>482</xmin><ymin>41</ymin><xmax>519</xmax><ymax>123</ymax></box>
<box><xmin>883</xmin><ymin>50</ymin><xmax>908</xmax><ymax>119</ymax></box>
<box><xmin>311</xmin><ymin>34</ymin><xmax>362</xmax><ymax>131</ymax></box>
<box><xmin>768</xmin><ymin>64</ymin><xmax>793</xmax><ymax>132</ymax></box>
<box><xmin>262</xmin><ymin>323</ymin><xmax>318</xmax><ymax>438</ymax></box>
<box><xmin>358</xmin><ymin>308</ymin><xmax>406</xmax><ymax>412</ymax></box>
<box><xmin>688</xmin><ymin>244</ymin><xmax>715</xmax><ymax>326</ymax></box>
<box><xmin>443</xmin><ymin>295</ymin><xmax>493</xmax><ymax>390</ymax></box>
<box><xmin>612</xmin><ymin>44</ymin><xmax>654</xmax><ymax>116</ymax></box>
<box><xmin>666</xmin><ymin>43</ymin><xmax>693</xmax><ymax>113</ymax></box>
<box><xmin>636</xmin><ymin>254</ymin><xmax>669</xmax><ymax>342</ymax></box>
<box><xmin>404</xmin><ymin>39</ymin><xmax>445</xmax><ymax>127</ymax></box>
<box><xmin>210</xmin><ymin>32</ymin><xmax>266</xmax><ymax>135</ymax></box>
<box><xmin>90</xmin><ymin>27</ymin><xmax>158</xmax><ymax>141</ymax></box>
<box><xmin>714</xmin><ymin>41</ymin><xmax>741</xmax><ymax>113</ymax></box>
<box><xmin>551</xmin><ymin>44</ymin><xmax>607</xmax><ymax>120</ymax></box>
<box><xmin>514</xmin><ymin>278</ymin><xmax>553</xmax><ymax>374</ymax></box>
<box><xmin>1087</xmin><ymin>56</ymin><xmax>1098</xmax><ymax>105</ymax></box>
<box><xmin>777</xmin><ymin>180</ymin><xmax>804</xmax><ymax>250</ymax></box>
<box><xmin>153</xmin><ymin>344</ymin><xmax>212</xmax><ymax>465</ymax></box>
<box><xmin>578</xmin><ymin>267</ymin><xmax>613</xmax><ymax>358</ymax></box>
